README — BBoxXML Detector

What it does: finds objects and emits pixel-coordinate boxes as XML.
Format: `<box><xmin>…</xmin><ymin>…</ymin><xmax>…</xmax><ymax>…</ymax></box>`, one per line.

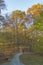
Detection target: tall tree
<box><xmin>9</xmin><ymin>10</ymin><xmax>26</xmax><ymax>50</ymax></box>
<box><xmin>27</xmin><ymin>3</ymin><xmax>41</xmax><ymax>18</ymax></box>
<box><xmin>10</xmin><ymin>10</ymin><xmax>26</xmax><ymax>22</ymax></box>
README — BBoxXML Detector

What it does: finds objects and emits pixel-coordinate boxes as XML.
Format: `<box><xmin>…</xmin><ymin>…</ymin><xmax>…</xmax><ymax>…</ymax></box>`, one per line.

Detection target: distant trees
<box><xmin>0</xmin><ymin>3</ymin><xmax>43</xmax><ymax>54</ymax></box>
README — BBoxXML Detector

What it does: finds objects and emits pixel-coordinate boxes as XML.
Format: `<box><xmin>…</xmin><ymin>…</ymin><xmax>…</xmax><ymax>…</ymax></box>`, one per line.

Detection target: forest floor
<box><xmin>20</xmin><ymin>53</ymin><xmax>43</xmax><ymax>65</ymax></box>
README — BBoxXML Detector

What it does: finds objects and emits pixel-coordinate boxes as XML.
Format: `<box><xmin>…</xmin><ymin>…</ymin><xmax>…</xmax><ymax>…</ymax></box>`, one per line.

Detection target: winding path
<box><xmin>1</xmin><ymin>52</ymin><xmax>24</xmax><ymax>65</ymax></box>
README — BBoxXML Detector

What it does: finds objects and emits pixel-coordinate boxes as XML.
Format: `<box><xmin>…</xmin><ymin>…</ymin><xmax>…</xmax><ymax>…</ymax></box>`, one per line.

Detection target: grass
<box><xmin>20</xmin><ymin>54</ymin><xmax>43</xmax><ymax>65</ymax></box>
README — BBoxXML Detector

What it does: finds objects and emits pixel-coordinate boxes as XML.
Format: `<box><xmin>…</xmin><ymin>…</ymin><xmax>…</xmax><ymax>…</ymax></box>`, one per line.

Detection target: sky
<box><xmin>2</xmin><ymin>0</ymin><xmax>43</xmax><ymax>14</ymax></box>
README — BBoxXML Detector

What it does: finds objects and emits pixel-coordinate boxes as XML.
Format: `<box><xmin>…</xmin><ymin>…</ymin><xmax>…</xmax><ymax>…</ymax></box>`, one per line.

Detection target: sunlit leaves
<box><xmin>34</xmin><ymin>11</ymin><xmax>43</xmax><ymax>31</ymax></box>
<box><xmin>27</xmin><ymin>3</ymin><xmax>42</xmax><ymax>17</ymax></box>
<box><xmin>11</xmin><ymin>10</ymin><xmax>26</xmax><ymax>20</ymax></box>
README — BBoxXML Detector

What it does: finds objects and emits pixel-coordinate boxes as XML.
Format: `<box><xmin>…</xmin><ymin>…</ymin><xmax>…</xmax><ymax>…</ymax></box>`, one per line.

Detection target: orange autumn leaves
<box><xmin>27</xmin><ymin>3</ymin><xmax>42</xmax><ymax>17</ymax></box>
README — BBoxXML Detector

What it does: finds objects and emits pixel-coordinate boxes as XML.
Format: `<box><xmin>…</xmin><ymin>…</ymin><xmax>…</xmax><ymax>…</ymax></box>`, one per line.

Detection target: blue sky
<box><xmin>2</xmin><ymin>0</ymin><xmax>43</xmax><ymax>14</ymax></box>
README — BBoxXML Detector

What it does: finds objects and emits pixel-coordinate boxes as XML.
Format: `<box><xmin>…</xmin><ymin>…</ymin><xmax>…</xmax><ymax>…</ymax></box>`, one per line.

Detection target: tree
<box><xmin>0</xmin><ymin>0</ymin><xmax>6</xmax><ymax>14</ymax></box>
<box><xmin>27</xmin><ymin>3</ymin><xmax>41</xmax><ymax>18</ymax></box>
<box><xmin>34</xmin><ymin>11</ymin><xmax>43</xmax><ymax>31</ymax></box>
<box><xmin>10</xmin><ymin>10</ymin><xmax>26</xmax><ymax>22</ymax></box>
<box><xmin>32</xmin><ymin>10</ymin><xmax>43</xmax><ymax>54</ymax></box>
<box><xmin>0</xmin><ymin>0</ymin><xmax>6</xmax><ymax>27</ymax></box>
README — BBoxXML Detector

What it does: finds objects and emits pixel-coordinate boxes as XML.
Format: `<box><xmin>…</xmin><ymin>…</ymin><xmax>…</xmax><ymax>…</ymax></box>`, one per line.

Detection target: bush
<box><xmin>32</xmin><ymin>36</ymin><xmax>43</xmax><ymax>54</ymax></box>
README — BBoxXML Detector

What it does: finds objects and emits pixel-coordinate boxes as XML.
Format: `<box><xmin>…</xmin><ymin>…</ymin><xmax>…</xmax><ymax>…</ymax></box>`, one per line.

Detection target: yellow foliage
<box><xmin>27</xmin><ymin>3</ymin><xmax>41</xmax><ymax>17</ymax></box>
<box><xmin>37</xmin><ymin>39</ymin><xmax>40</xmax><ymax>42</ymax></box>
<box><xmin>11</xmin><ymin>10</ymin><xmax>26</xmax><ymax>20</ymax></box>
